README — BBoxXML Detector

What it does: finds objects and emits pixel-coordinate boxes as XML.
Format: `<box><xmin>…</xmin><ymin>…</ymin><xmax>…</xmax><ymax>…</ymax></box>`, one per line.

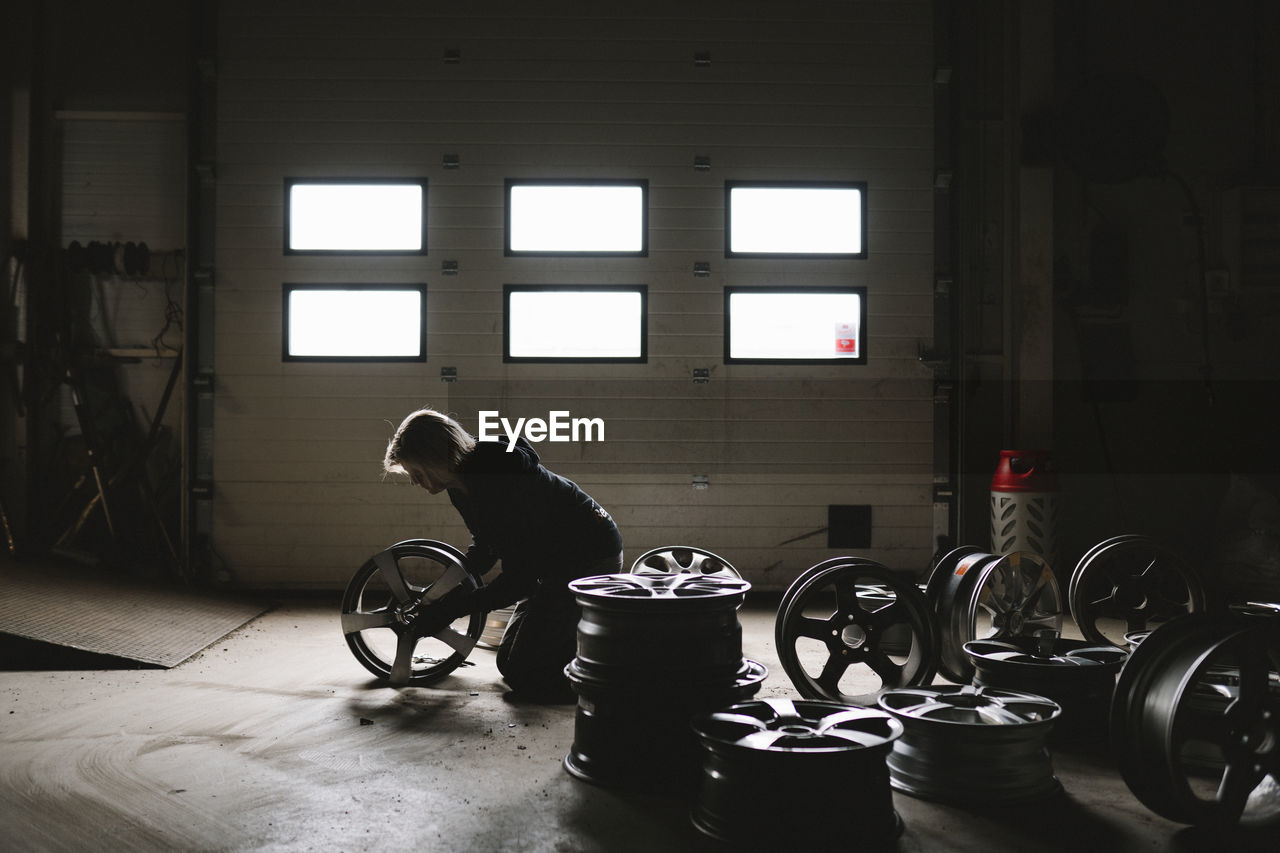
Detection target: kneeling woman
<box><xmin>384</xmin><ymin>407</ymin><xmax>622</xmax><ymax>702</ymax></box>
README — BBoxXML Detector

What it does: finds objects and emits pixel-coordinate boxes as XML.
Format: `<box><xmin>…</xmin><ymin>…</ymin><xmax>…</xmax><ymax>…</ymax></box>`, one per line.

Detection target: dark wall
<box><xmin>1</xmin><ymin>5</ymin><xmax>34</xmax><ymax>553</ymax></box>
<box><xmin>3</xmin><ymin>0</ymin><xmax>192</xmax><ymax>558</ymax></box>
<box><xmin>1050</xmin><ymin>0</ymin><xmax>1280</xmax><ymax>570</ymax></box>
<box><xmin>41</xmin><ymin>0</ymin><xmax>192</xmax><ymax>111</ymax></box>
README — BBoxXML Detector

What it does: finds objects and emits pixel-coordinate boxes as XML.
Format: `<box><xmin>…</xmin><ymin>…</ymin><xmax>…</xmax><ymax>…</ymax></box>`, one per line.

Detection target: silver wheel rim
<box><xmin>878</xmin><ymin>685</ymin><xmax>1062</xmax><ymax>804</ymax></box>
<box><xmin>340</xmin><ymin>539</ymin><xmax>484</xmax><ymax>685</ymax></box>
<box><xmin>629</xmin><ymin>545</ymin><xmax>741</xmax><ymax>579</ymax></box>
<box><xmin>934</xmin><ymin>550</ymin><xmax>1062</xmax><ymax>684</ymax></box>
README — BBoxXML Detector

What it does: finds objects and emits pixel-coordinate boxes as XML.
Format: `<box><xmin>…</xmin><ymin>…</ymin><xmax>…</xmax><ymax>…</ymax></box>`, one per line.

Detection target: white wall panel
<box><xmin>216</xmin><ymin>0</ymin><xmax>935</xmax><ymax>590</ymax></box>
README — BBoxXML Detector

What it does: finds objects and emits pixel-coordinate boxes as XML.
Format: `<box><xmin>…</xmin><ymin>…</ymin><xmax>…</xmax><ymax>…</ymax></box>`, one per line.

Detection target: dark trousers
<box><xmin>495</xmin><ymin>552</ymin><xmax>622</xmax><ymax>702</ymax></box>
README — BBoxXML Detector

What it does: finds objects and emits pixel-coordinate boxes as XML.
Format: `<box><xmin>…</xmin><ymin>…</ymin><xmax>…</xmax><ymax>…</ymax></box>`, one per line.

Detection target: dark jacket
<box><xmin>448</xmin><ymin>436</ymin><xmax>622</xmax><ymax>610</ymax></box>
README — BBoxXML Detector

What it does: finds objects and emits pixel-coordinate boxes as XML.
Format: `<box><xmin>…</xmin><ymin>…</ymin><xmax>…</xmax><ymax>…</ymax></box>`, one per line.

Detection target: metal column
<box><xmin>186</xmin><ymin>0</ymin><xmax>218</xmax><ymax>582</ymax></box>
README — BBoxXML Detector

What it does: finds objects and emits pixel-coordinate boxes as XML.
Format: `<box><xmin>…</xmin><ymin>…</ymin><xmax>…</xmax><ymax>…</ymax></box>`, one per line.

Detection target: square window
<box><xmin>283</xmin><ymin>284</ymin><xmax>426</xmax><ymax>361</ymax></box>
<box><xmin>504</xmin><ymin>285</ymin><xmax>647</xmax><ymax>362</ymax></box>
<box><xmin>725</xmin><ymin>181</ymin><xmax>866</xmax><ymax>258</ymax></box>
<box><xmin>285</xmin><ymin>179</ymin><xmax>427</xmax><ymax>253</ymax></box>
<box><xmin>724</xmin><ymin>286</ymin><xmax>867</xmax><ymax>363</ymax></box>
<box><xmin>506</xmin><ymin>179</ymin><xmax>648</xmax><ymax>256</ymax></box>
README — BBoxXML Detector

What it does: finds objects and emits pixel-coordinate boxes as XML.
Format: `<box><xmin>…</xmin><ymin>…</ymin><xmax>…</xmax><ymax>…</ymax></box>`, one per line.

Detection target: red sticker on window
<box><xmin>835</xmin><ymin>322</ymin><xmax>857</xmax><ymax>355</ymax></box>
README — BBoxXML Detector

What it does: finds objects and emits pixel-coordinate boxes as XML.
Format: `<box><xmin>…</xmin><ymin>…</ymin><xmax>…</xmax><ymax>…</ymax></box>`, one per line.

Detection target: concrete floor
<box><xmin>0</xmin><ymin>594</ymin><xmax>1269</xmax><ymax>852</ymax></box>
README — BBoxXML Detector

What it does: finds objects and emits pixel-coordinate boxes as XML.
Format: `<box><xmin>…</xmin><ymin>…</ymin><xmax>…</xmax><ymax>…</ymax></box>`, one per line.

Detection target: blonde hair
<box><xmin>384</xmin><ymin>407</ymin><xmax>476</xmax><ymax>476</ymax></box>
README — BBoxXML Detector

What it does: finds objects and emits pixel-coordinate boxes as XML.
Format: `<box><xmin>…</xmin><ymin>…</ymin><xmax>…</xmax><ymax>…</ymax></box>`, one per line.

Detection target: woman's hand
<box><xmin>410</xmin><ymin>587</ymin><xmax>474</xmax><ymax>637</ymax></box>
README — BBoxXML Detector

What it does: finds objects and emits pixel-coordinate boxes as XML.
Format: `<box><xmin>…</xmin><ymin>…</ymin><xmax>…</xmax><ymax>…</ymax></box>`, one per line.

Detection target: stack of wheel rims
<box><xmin>774</xmin><ymin>557</ymin><xmax>938</xmax><ymax>705</ymax></box>
<box><xmin>1110</xmin><ymin>610</ymin><xmax>1280</xmax><ymax>833</ymax></box>
<box><xmin>690</xmin><ymin>697</ymin><xmax>904</xmax><ymax>848</ymax></box>
<box><xmin>562</xmin><ymin>572</ymin><xmax>766</xmax><ymax>791</ymax></box>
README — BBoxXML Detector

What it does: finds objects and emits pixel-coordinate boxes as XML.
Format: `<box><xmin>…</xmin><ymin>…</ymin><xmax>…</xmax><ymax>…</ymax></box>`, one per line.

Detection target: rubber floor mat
<box><xmin>0</xmin><ymin>558</ymin><xmax>269</xmax><ymax>668</ymax></box>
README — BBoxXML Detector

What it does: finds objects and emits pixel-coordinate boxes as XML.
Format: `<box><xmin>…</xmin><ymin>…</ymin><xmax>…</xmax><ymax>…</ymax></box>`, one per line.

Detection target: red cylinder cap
<box><xmin>990</xmin><ymin>449</ymin><xmax>1058</xmax><ymax>492</ymax></box>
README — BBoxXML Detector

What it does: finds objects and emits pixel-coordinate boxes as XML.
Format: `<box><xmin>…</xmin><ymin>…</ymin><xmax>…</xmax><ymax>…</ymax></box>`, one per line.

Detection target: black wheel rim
<box><xmin>1110</xmin><ymin>614</ymin><xmax>1280</xmax><ymax>829</ymax></box>
<box><xmin>694</xmin><ymin>696</ymin><xmax>902</xmax><ymax>754</ymax></box>
<box><xmin>928</xmin><ymin>551</ymin><xmax>1000</xmax><ymax>683</ymax></box>
<box><xmin>563</xmin><ymin>659</ymin><xmax>767</xmax><ymax>791</ymax></box>
<box><xmin>964</xmin><ymin>637</ymin><xmax>1127</xmax><ymax>671</ymax></box>
<box><xmin>340</xmin><ymin>539</ymin><xmax>484</xmax><ymax>685</ymax></box>
<box><xmin>1068</xmin><ymin>534</ymin><xmax>1206</xmax><ymax>647</ymax></box>
<box><xmin>774</xmin><ymin>556</ymin><xmax>883</xmax><ymax>659</ymax></box>
<box><xmin>924</xmin><ymin>544</ymin><xmax>985</xmax><ymax>608</ymax></box>
<box><xmin>776</xmin><ymin>559</ymin><xmax>938</xmax><ymax>705</ymax></box>
<box><xmin>691</xmin><ymin>697</ymin><xmax>903</xmax><ymax>846</ymax></box>
<box><xmin>568</xmin><ymin>572</ymin><xmax>751</xmax><ymax>686</ymax></box>
<box><xmin>570</xmin><ymin>571</ymin><xmax>750</xmax><ymax>605</ymax></box>
<box><xmin>964</xmin><ymin>636</ymin><xmax>1127</xmax><ymax>740</ymax></box>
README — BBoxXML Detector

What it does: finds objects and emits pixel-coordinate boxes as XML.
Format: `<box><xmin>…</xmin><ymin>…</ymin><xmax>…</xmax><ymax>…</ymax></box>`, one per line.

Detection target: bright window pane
<box><xmin>508</xmin><ymin>183</ymin><xmax>645</xmax><ymax>253</ymax></box>
<box><xmin>286</xmin><ymin>288</ymin><xmax>423</xmax><ymax>358</ymax></box>
<box><xmin>727</xmin><ymin>290</ymin><xmax>864</xmax><ymax>361</ymax></box>
<box><xmin>288</xmin><ymin>182</ymin><xmax>424</xmax><ymax>251</ymax></box>
<box><xmin>507</xmin><ymin>288</ymin><xmax>644</xmax><ymax>359</ymax></box>
<box><xmin>728</xmin><ymin>184</ymin><xmax>864</xmax><ymax>255</ymax></box>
